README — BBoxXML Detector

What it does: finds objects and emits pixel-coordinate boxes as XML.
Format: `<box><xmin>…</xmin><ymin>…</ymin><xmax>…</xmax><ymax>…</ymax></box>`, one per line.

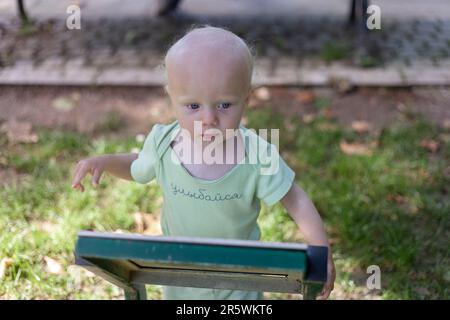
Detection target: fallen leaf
<box><xmin>133</xmin><ymin>212</ymin><xmax>146</xmax><ymax>233</ymax></box>
<box><xmin>0</xmin><ymin>156</ymin><xmax>7</xmax><ymax>166</ymax></box>
<box><xmin>68</xmin><ymin>265</ymin><xmax>95</xmax><ymax>279</ymax></box>
<box><xmin>439</xmin><ymin>133</ymin><xmax>450</xmax><ymax>144</ymax></box>
<box><xmin>0</xmin><ymin>119</ymin><xmax>38</xmax><ymax>144</ymax></box>
<box><xmin>351</xmin><ymin>120</ymin><xmax>371</xmax><ymax>133</ymax></box>
<box><xmin>52</xmin><ymin>97</ymin><xmax>75</xmax><ymax>112</ymax></box>
<box><xmin>414</xmin><ymin>287</ymin><xmax>430</xmax><ymax>298</ymax></box>
<box><xmin>328</xmin><ymin>238</ymin><xmax>339</xmax><ymax>245</ymax></box>
<box><xmin>135</xmin><ymin>133</ymin><xmax>145</xmax><ymax>143</ymax></box>
<box><xmin>44</xmin><ymin>256</ymin><xmax>64</xmax><ymax>275</ymax></box>
<box><xmin>331</xmin><ymin>78</ymin><xmax>354</xmax><ymax>94</ymax></box>
<box><xmin>443</xmin><ymin>119</ymin><xmax>450</xmax><ymax>130</ymax></box>
<box><xmin>418</xmin><ymin>139</ymin><xmax>440</xmax><ymax>153</ymax></box>
<box><xmin>302</xmin><ymin>113</ymin><xmax>316</xmax><ymax>124</ymax></box>
<box><xmin>33</xmin><ymin>220</ymin><xmax>56</xmax><ymax>233</ymax></box>
<box><xmin>322</xmin><ymin>108</ymin><xmax>334</xmax><ymax>119</ymax></box>
<box><xmin>254</xmin><ymin>87</ymin><xmax>271</xmax><ymax>101</ymax></box>
<box><xmin>71</xmin><ymin>92</ymin><xmax>81</xmax><ymax>102</ymax></box>
<box><xmin>387</xmin><ymin>194</ymin><xmax>405</xmax><ymax>204</ymax></box>
<box><xmin>133</xmin><ymin>212</ymin><xmax>162</xmax><ymax>235</ymax></box>
<box><xmin>417</xmin><ymin>167</ymin><xmax>431</xmax><ymax>180</ymax></box>
<box><xmin>396</xmin><ymin>102</ymin><xmax>408</xmax><ymax>113</ymax></box>
<box><xmin>295</xmin><ymin>90</ymin><xmax>315</xmax><ymax>104</ymax></box>
<box><xmin>317</xmin><ymin>122</ymin><xmax>337</xmax><ymax>131</ymax></box>
<box><xmin>340</xmin><ymin>140</ymin><xmax>373</xmax><ymax>156</ymax></box>
<box><xmin>0</xmin><ymin>257</ymin><xmax>14</xmax><ymax>279</ymax></box>
<box><xmin>143</xmin><ymin>215</ymin><xmax>162</xmax><ymax>235</ymax></box>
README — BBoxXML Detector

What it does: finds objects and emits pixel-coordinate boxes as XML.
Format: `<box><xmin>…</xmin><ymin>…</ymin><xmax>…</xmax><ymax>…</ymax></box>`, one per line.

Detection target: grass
<box><xmin>320</xmin><ymin>41</ymin><xmax>351</xmax><ymax>62</ymax></box>
<box><xmin>18</xmin><ymin>20</ymin><xmax>37</xmax><ymax>37</ymax></box>
<box><xmin>0</xmin><ymin>108</ymin><xmax>449</xmax><ymax>300</ymax></box>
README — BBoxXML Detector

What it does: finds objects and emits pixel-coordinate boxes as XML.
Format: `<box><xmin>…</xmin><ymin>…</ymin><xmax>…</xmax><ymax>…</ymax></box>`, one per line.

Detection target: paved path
<box><xmin>0</xmin><ymin>0</ymin><xmax>449</xmax><ymax>86</ymax></box>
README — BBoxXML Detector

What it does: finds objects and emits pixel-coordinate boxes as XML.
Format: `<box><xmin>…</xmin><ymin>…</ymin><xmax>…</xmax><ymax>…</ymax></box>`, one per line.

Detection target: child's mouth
<box><xmin>202</xmin><ymin>134</ymin><xmax>215</xmax><ymax>141</ymax></box>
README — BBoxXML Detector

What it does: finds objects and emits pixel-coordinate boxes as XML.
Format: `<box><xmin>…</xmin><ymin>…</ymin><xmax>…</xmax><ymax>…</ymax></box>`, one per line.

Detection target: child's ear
<box><xmin>245</xmin><ymin>87</ymin><xmax>252</xmax><ymax>105</ymax></box>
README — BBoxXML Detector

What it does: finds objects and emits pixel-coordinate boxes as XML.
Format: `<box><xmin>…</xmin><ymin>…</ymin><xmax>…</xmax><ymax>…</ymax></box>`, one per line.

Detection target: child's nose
<box><xmin>201</xmin><ymin>107</ymin><xmax>218</xmax><ymax>127</ymax></box>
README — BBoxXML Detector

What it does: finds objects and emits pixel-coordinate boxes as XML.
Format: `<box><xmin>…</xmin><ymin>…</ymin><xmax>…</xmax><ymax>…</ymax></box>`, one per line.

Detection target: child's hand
<box><xmin>71</xmin><ymin>156</ymin><xmax>107</xmax><ymax>192</ymax></box>
<box><xmin>316</xmin><ymin>251</ymin><xmax>336</xmax><ymax>300</ymax></box>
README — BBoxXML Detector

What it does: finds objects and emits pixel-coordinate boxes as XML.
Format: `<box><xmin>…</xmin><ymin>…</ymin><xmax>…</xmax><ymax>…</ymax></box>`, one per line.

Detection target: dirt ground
<box><xmin>0</xmin><ymin>86</ymin><xmax>449</xmax><ymax>138</ymax></box>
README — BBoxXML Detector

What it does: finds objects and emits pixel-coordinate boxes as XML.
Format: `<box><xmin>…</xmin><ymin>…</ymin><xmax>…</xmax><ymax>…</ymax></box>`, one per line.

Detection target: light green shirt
<box><xmin>130</xmin><ymin>120</ymin><xmax>295</xmax><ymax>300</ymax></box>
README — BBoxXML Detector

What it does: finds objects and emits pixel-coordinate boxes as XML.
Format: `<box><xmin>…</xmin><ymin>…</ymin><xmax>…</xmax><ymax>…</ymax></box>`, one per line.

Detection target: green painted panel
<box><xmin>76</xmin><ymin>236</ymin><xmax>306</xmax><ymax>274</ymax></box>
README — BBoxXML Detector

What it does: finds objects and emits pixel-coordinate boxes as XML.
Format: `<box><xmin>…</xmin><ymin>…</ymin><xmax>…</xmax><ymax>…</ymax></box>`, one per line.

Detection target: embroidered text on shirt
<box><xmin>170</xmin><ymin>182</ymin><xmax>242</xmax><ymax>201</ymax></box>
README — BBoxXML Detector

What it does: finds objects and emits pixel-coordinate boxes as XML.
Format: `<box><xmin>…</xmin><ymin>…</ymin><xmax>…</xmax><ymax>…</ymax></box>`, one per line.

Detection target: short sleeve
<box><xmin>256</xmin><ymin>145</ymin><xmax>295</xmax><ymax>207</ymax></box>
<box><xmin>130</xmin><ymin>125</ymin><xmax>160</xmax><ymax>184</ymax></box>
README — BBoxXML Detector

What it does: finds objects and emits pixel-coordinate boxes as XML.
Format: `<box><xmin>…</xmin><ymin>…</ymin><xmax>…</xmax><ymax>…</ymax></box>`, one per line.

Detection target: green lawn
<box><xmin>0</xmin><ymin>108</ymin><xmax>448</xmax><ymax>299</ymax></box>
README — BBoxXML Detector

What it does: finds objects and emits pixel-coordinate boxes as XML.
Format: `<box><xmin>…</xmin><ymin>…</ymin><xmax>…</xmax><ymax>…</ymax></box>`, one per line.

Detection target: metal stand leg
<box><xmin>124</xmin><ymin>284</ymin><xmax>147</xmax><ymax>300</ymax></box>
<box><xmin>302</xmin><ymin>283</ymin><xmax>323</xmax><ymax>300</ymax></box>
<box><xmin>17</xmin><ymin>0</ymin><xmax>29</xmax><ymax>23</ymax></box>
<box><xmin>348</xmin><ymin>0</ymin><xmax>357</xmax><ymax>25</ymax></box>
<box><xmin>361</xmin><ymin>0</ymin><xmax>369</xmax><ymax>32</ymax></box>
<box><xmin>156</xmin><ymin>0</ymin><xmax>182</xmax><ymax>16</ymax></box>
<box><xmin>348</xmin><ymin>0</ymin><xmax>370</xmax><ymax>31</ymax></box>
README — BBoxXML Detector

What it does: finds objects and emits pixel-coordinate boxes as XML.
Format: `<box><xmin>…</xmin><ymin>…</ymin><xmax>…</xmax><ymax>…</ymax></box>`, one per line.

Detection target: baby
<box><xmin>71</xmin><ymin>26</ymin><xmax>335</xmax><ymax>300</ymax></box>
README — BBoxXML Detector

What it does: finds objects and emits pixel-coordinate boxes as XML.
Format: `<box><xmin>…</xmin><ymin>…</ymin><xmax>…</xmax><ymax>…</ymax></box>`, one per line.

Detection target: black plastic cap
<box><xmin>305</xmin><ymin>245</ymin><xmax>328</xmax><ymax>282</ymax></box>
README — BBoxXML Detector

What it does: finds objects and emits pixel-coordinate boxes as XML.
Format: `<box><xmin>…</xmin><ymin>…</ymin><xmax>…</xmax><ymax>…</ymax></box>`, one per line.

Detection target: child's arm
<box><xmin>280</xmin><ymin>183</ymin><xmax>336</xmax><ymax>300</ymax></box>
<box><xmin>71</xmin><ymin>153</ymin><xmax>138</xmax><ymax>192</ymax></box>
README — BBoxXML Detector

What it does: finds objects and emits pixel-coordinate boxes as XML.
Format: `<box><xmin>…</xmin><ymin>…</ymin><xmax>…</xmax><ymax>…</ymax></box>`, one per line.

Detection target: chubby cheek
<box><xmin>177</xmin><ymin>119</ymin><xmax>196</xmax><ymax>139</ymax></box>
<box><xmin>224</xmin><ymin>107</ymin><xmax>244</xmax><ymax>128</ymax></box>
<box><xmin>174</xmin><ymin>108</ymin><xmax>194</xmax><ymax>129</ymax></box>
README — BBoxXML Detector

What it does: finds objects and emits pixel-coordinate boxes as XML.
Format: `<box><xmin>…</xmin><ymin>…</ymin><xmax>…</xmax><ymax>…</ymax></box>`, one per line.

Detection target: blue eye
<box><xmin>218</xmin><ymin>102</ymin><xmax>231</xmax><ymax>109</ymax></box>
<box><xmin>187</xmin><ymin>103</ymin><xmax>200</xmax><ymax>110</ymax></box>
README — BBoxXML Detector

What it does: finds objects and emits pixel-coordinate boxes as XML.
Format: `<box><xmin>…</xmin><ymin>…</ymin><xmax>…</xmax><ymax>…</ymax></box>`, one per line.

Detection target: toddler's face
<box><xmin>166</xmin><ymin>63</ymin><xmax>250</xmax><ymax>143</ymax></box>
<box><xmin>165</xmin><ymin>36</ymin><xmax>251</xmax><ymax>144</ymax></box>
